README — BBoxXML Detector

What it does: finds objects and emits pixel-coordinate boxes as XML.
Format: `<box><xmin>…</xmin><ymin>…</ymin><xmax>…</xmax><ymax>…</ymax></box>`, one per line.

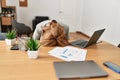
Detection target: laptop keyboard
<box><xmin>77</xmin><ymin>41</ymin><xmax>88</xmax><ymax>46</ymax></box>
<box><xmin>70</xmin><ymin>39</ymin><xmax>88</xmax><ymax>47</ymax></box>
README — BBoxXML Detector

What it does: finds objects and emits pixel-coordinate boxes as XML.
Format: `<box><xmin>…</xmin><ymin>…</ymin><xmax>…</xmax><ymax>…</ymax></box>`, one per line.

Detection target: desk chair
<box><xmin>32</xmin><ymin>16</ymin><xmax>49</xmax><ymax>32</ymax></box>
<box><xmin>12</xmin><ymin>20</ymin><xmax>32</xmax><ymax>37</ymax></box>
<box><xmin>0</xmin><ymin>33</ymin><xmax>6</xmax><ymax>40</ymax></box>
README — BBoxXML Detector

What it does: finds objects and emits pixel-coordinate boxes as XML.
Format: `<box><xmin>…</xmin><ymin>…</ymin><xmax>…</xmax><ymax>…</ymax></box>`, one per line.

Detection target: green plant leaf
<box><xmin>26</xmin><ymin>37</ymin><xmax>40</xmax><ymax>51</ymax></box>
<box><xmin>6</xmin><ymin>29</ymin><xmax>16</xmax><ymax>39</ymax></box>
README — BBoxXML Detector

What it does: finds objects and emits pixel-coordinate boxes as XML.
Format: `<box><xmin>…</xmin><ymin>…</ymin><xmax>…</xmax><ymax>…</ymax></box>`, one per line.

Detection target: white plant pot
<box><xmin>27</xmin><ymin>50</ymin><xmax>39</xmax><ymax>59</ymax></box>
<box><xmin>5</xmin><ymin>38</ymin><xmax>16</xmax><ymax>46</ymax></box>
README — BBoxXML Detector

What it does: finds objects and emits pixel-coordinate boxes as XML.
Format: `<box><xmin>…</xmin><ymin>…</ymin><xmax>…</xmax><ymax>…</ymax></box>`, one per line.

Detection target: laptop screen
<box><xmin>85</xmin><ymin>28</ymin><xmax>105</xmax><ymax>47</ymax></box>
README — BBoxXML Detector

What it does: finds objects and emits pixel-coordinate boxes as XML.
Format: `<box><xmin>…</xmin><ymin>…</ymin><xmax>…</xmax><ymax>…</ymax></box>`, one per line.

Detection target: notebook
<box><xmin>70</xmin><ymin>29</ymin><xmax>105</xmax><ymax>48</ymax></box>
<box><xmin>54</xmin><ymin>60</ymin><xmax>108</xmax><ymax>79</ymax></box>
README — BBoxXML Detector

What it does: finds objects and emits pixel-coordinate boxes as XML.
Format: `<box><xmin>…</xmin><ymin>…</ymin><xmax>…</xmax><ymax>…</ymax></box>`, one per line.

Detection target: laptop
<box><xmin>70</xmin><ymin>28</ymin><xmax>105</xmax><ymax>48</ymax></box>
<box><xmin>54</xmin><ymin>60</ymin><xmax>108</xmax><ymax>79</ymax></box>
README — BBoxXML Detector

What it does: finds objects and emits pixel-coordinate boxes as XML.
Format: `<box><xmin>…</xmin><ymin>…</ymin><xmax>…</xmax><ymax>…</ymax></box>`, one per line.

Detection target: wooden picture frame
<box><xmin>19</xmin><ymin>0</ymin><xmax>28</xmax><ymax>7</ymax></box>
<box><xmin>1</xmin><ymin>0</ymin><xmax>7</xmax><ymax>7</ymax></box>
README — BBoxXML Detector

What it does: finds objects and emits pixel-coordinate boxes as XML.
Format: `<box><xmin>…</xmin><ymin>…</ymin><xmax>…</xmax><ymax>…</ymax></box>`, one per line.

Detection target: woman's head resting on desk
<box><xmin>40</xmin><ymin>20</ymin><xmax>69</xmax><ymax>47</ymax></box>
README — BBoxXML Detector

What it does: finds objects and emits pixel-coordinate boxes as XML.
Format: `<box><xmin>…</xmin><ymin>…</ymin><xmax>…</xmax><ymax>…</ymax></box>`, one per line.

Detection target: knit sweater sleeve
<box><xmin>32</xmin><ymin>24</ymin><xmax>42</xmax><ymax>40</ymax></box>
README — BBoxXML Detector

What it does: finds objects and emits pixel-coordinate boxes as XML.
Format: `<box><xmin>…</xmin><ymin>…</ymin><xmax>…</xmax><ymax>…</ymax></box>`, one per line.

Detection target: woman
<box><xmin>33</xmin><ymin>20</ymin><xmax>69</xmax><ymax>46</ymax></box>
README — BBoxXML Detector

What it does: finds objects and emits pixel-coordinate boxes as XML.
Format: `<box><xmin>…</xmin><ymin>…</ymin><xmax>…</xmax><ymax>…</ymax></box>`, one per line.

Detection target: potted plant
<box><xmin>5</xmin><ymin>29</ymin><xmax>16</xmax><ymax>45</ymax></box>
<box><xmin>26</xmin><ymin>37</ymin><xmax>40</xmax><ymax>59</ymax></box>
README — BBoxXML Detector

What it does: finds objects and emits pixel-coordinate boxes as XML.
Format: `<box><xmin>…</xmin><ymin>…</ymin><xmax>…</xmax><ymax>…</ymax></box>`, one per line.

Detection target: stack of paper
<box><xmin>48</xmin><ymin>46</ymin><xmax>87</xmax><ymax>61</ymax></box>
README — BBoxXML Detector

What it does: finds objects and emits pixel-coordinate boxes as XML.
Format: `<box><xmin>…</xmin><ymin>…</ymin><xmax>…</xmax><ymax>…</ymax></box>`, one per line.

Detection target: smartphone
<box><xmin>10</xmin><ymin>44</ymin><xmax>19</xmax><ymax>50</ymax></box>
<box><xmin>103</xmin><ymin>61</ymin><xmax>120</xmax><ymax>74</ymax></box>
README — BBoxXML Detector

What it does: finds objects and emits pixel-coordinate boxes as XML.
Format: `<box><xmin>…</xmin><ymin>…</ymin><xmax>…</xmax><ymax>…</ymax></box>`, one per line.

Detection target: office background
<box><xmin>1</xmin><ymin>0</ymin><xmax>120</xmax><ymax>46</ymax></box>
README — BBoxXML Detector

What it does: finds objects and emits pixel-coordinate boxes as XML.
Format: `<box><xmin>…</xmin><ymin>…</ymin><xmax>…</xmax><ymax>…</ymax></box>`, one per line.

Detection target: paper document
<box><xmin>48</xmin><ymin>46</ymin><xmax>87</xmax><ymax>61</ymax></box>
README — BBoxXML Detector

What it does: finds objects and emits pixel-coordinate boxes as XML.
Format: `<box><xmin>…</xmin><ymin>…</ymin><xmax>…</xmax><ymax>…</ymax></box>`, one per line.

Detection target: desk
<box><xmin>0</xmin><ymin>32</ymin><xmax>120</xmax><ymax>80</ymax></box>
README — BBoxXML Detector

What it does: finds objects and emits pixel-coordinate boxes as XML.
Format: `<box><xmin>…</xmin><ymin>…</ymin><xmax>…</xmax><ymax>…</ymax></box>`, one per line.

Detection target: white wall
<box><xmin>6</xmin><ymin>0</ymin><xmax>82</xmax><ymax>32</ymax></box>
<box><xmin>6</xmin><ymin>0</ymin><xmax>60</xmax><ymax>29</ymax></box>
<box><xmin>80</xmin><ymin>0</ymin><xmax>120</xmax><ymax>46</ymax></box>
<box><xmin>76</xmin><ymin>0</ymin><xmax>83</xmax><ymax>30</ymax></box>
<box><xmin>58</xmin><ymin>0</ymin><xmax>81</xmax><ymax>31</ymax></box>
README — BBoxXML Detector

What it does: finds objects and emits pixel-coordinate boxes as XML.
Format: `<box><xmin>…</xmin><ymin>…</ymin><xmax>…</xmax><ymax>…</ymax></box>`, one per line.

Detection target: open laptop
<box><xmin>70</xmin><ymin>28</ymin><xmax>105</xmax><ymax>48</ymax></box>
<box><xmin>54</xmin><ymin>60</ymin><xmax>108</xmax><ymax>79</ymax></box>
